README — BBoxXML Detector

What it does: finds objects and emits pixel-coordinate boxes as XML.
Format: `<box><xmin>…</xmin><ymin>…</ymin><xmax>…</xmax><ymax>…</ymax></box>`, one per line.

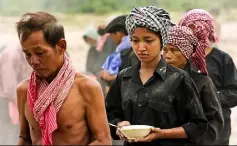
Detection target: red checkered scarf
<box><xmin>178</xmin><ymin>9</ymin><xmax>218</xmax><ymax>74</ymax></box>
<box><xmin>96</xmin><ymin>33</ymin><xmax>110</xmax><ymax>52</ymax></box>
<box><xmin>27</xmin><ymin>54</ymin><xmax>76</xmax><ymax>145</ymax></box>
<box><xmin>167</xmin><ymin>26</ymin><xmax>198</xmax><ymax>59</ymax></box>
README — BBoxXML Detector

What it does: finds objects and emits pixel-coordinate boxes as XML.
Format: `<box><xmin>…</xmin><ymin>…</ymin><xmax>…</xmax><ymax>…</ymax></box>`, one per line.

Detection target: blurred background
<box><xmin>0</xmin><ymin>0</ymin><xmax>237</xmax><ymax>144</ymax></box>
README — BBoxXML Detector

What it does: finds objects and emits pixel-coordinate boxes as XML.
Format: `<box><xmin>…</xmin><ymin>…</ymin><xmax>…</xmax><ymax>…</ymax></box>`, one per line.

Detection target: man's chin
<box><xmin>35</xmin><ymin>72</ymin><xmax>47</xmax><ymax>78</ymax></box>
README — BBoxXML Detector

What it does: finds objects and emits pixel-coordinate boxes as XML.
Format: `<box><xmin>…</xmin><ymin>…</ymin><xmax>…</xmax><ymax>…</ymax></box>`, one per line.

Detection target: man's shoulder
<box><xmin>74</xmin><ymin>72</ymin><xmax>103</xmax><ymax>103</ymax></box>
<box><xmin>74</xmin><ymin>72</ymin><xmax>101</xmax><ymax>91</ymax></box>
<box><xmin>16</xmin><ymin>78</ymin><xmax>29</xmax><ymax>103</ymax></box>
<box><xmin>17</xmin><ymin>78</ymin><xmax>29</xmax><ymax>93</ymax></box>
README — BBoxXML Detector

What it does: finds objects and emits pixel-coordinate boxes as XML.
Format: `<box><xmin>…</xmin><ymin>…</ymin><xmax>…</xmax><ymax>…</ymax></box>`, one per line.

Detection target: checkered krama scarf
<box><xmin>179</xmin><ymin>9</ymin><xmax>218</xmax><ymax>74</ymax></box>
<box><xmin>27</xmin><ymin>54</ymin><xmax>76</xmax><ymax>145</ymax></box>
<box><xmin>167</xmin><ymin>26</ymin><xmax>198</xmax><ymax>60</ymax></box>
<box><xmin>125</xmin><ymin>5</ymin><xmax>174</xmax><ymax>49</ymax></box>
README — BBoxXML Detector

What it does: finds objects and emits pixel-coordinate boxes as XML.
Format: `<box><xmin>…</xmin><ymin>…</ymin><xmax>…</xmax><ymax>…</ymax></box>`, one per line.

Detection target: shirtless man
<box><xmin>16</xmin><ymin>12</ymin><xmax>111</xmax><ymax>145</ymax></box>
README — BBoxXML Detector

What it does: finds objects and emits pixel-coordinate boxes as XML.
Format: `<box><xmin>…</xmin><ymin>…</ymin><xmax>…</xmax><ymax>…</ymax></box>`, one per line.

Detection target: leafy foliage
<box><xmin>0</xmin><ymin>0</ymin><xmax>236</xmax><ymax>16</ymax></box>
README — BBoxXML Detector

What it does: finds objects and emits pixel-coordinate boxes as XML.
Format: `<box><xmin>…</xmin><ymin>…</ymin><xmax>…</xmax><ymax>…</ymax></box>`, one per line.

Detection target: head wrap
<box><xmin>83</xmin><ymin>27</ymin><xmax>99</xmax><ymax>41</ymax></box>
<box><xmin>125</xmin><ymin>5</ymin><xmax>174</xmax><ymax>48</ymax></box>
<box><xmin>167</xmin><ymin>26</ymin><xmax>198</xmax><ymax>59</ymax></box>
<box><xmin>178</xmin><ymin>9</ymin><xmax>218</xmax><ymax>74</ymax></box>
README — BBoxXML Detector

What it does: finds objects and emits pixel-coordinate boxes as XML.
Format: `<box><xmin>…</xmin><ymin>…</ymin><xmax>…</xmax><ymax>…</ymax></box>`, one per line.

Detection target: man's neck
<box><xmin>46</xmin><ymin>68</ymin><xmax>61</xmax><ymax>83</ymax></box>
<box><xmin>46</xmin><ymin>57</ymin><xmax>64</xmax><ymax>83</ymax></box>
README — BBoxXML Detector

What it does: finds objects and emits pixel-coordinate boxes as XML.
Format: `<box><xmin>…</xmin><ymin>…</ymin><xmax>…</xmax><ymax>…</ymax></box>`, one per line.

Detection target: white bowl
<box><xmin>120</xmin><ymin>125</ymin><xmax>153</xmax><ymax>139</ymax></box>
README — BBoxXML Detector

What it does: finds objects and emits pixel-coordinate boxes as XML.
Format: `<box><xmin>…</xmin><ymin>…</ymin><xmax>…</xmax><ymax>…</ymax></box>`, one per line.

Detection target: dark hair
<box><xmin>98</xmin><ymin>28</ymin><xmax>106</xmax><ymax>36</ymax></box>
<box><xmin>105</xmin><ymin>15</ymin><xmax>128</xmax><ymax>35</ymax></box>
<box><xmin>16</xmin><ymin>12</ymin><xmax>65</xmax><ymax>47</ymax></box>
<box><xmin>83</xmin><ymin>35</ymin><xmax>88</xmax><ymax>41</ymax></box>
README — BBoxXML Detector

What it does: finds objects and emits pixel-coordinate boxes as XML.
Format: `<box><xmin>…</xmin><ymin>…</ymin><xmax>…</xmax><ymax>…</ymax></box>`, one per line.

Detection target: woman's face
<box><xmin>130</xmin><ymin>27</ymin><xmax>162</xmax><ymax>63</ymax></box>
<box><xmin>163</xmin><ymin>44</ymin><xmax>187</xmax><ymax>69</ymax></box>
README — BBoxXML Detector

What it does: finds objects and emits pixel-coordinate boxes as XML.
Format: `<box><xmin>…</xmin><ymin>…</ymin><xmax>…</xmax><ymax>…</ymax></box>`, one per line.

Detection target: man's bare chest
<box><xmin>24</xmin><ymin>89</ymin><xmax>86</xmax><ymax>132</ymax></box>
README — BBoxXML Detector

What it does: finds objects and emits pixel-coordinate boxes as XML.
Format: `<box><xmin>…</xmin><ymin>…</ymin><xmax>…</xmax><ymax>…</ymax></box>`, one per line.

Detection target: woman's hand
<box><xmin>99</xmin><ymin>70</ymin><xmax>108</xmax><ymax>79</ymax></box>
<box><xmin>99</xmin><ymin>70</ymin><xmax>116</xmax><ymax>81</ymax></box>
<box><xmin>135</xmin><ymin>128</ymin><xmax>163</xmax><ymax>142</ymax></box>
<box><xmin>116</xmin><ymin>121</ymin><xmax>131</xmax><ymax>141</ymax></box>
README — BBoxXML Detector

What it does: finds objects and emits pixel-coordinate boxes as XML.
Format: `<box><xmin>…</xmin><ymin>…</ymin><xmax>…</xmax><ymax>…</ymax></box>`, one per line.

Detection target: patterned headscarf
<box><xmin>125</xmin><ymin>5</ymin><xmax>174</xmax><ymax>49</ymax></box>
<box><xmin>167</xmin><ymin>26</ymin><xmax>198</xmax><ymax>60</ymax></box>
<box><xmin>178</xmin><ymin>9</ymin><xmax>218</xmax><ymax>74</ymax></box>
<box><xmin>83</xmin><ymin>27</ymin><xmax>99</xmax><ymax>41</ymax></box>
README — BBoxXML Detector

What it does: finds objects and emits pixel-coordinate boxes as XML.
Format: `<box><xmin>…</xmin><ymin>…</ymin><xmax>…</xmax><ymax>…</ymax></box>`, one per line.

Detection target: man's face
<box><xmin>21</xmin><ymin>31</ymin><xmax>65</xmax><ymax>78</ymax></box>
<box><xmin>110</xmin><ymin>32</ymin><xmax>123</xmax><ymax>45</ymax></box>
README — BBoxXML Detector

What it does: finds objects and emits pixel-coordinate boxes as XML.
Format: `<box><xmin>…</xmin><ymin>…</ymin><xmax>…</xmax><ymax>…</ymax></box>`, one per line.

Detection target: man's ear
<box><xmin>56</xmin><ymin>38</ymin><xmax>67</xmax><ymax>54</ymax></box>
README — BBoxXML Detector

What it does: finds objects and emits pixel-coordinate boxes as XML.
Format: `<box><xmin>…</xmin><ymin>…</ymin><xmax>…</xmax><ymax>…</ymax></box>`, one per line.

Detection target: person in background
<box><xmin>99</xmin><ymin>15</ymin><xmax>132</xmax><ymax>94</ymax></box>
<box><xmin>179</xmin><ymin>9</ymin><xmax>237</xmax><ymax>145</ymax></box>
<box><xmin>106</xmin><ymin>5</ymin><xmax>207</xmax><ymax>146</ymax></box>
<box><xmin>95</xmin><ymin>24</ymin><xmax>117</xmax><ymax>75</ymax></box>
<box><xmin>163</xmin><ymin>25</ymin><xmax>224</xmax><ymax>144</ymax></box>
<box><xmin>0</xmin><ymin>40</ymin><xmax>32</xmax><ymax>144</ymax></box>
<box><xmin>82</xmin><ymin>27</ymin><xmax>100</xmax><ymax>75</ymax></box>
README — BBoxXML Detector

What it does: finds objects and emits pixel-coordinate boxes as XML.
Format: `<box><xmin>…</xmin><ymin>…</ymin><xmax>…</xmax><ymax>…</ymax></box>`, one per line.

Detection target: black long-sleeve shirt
<box><xmin>205</xmin><ymin>47</ymin><xmax>237</xmax><ymax>144</ymax></box>
<box><xmin>106</xmin><ymin>58</ymin><xmax>207</xmax><ymax>145</ymax></box>
<box><xmin>185</xmin><ymin>62</ymin><xmax>224</xmax><ymax>144</ymax></box>
<box><xmin>206</xmin><ymin>47</ymin><xmax>237</xmax><ymax>109</ymax></box>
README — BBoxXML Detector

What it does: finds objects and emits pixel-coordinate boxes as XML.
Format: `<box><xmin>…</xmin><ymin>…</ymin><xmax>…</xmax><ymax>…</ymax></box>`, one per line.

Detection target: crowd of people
<box><xmin>0</xmin><ymin>4</ymin><xmax>236</xmax><ymax>146</ymax></box>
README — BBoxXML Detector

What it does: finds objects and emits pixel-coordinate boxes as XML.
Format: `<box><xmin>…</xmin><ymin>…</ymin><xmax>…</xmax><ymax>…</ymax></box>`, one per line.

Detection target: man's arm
<box><xmin>82</xmin><ymin>78</ymin><xmax>111</xmax><ymax>145</ymax></box>
<box><xmin>16</xmin><ymin>80</ymin><xmax>32</xmax><ymax>145</ymax></box>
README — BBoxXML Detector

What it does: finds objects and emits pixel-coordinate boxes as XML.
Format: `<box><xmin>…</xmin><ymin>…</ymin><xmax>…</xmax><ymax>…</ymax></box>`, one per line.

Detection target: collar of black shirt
<box><xmin>184</xmin><ymin>60</ymin><xmax>207</xmax><ymax>76</ymax></box>
<box><xmin>122</xmin><ymin>57</ymin><xmax>168</xmax><ymax>81</ymax></box>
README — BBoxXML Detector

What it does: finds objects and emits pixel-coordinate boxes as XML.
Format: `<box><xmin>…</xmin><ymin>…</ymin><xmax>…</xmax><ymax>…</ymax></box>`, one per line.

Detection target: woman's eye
<box><xmin>131</xmin><ymin>39</ymin><xmax>139</xmax><ymax>43</ymax></box>
<box><xmin>146</xmin><ymin>40</ymin><xmax>153</xmax><ymax>43</ymax></box>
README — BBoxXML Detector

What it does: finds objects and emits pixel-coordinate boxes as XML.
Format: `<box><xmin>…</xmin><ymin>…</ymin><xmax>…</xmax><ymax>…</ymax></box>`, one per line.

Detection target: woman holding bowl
<box><xmin>106</xmin><ymin>5</ymin><xmax>207</xmax><ymax>146</ymax></box>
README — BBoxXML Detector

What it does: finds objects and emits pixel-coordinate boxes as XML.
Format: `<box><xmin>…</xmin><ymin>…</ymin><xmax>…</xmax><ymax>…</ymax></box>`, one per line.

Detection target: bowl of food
<box><xmin>120</xmin><ymin>125</ymin><xmax>153</xmax><ymax>139</ymax></box>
